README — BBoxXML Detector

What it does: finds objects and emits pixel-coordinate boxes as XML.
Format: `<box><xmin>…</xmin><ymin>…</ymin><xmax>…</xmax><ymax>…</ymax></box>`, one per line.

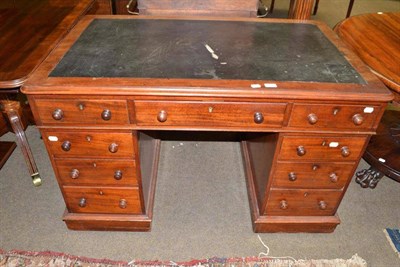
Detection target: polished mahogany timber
<box><xmin>335</xmin><ymin>13</ymin><xmax>400</xmax><ymax>100</ymax></box>
<box><xmin>137</xmin><ymin>0</ymin><xmax>259</xmax><ymax>17</ymax></box>
<box><xmin>335</xmin><ymin>13</ymin><xmax>400</xmax><ymax>188</ymax></box>
<box><xmin>134</xmin><ymin>0</ymin><xmax>314</xmax><ymax>19</ymax></box>
<box><xmin>0</xmin><ymin>0</ymin><xmax>96</xmax><ymax>185</ymax></box>
<box><xmin>22</xmin><ymin>16</ymin><xmax>392</xmax><ymax>232</ymax></box>
<box><xmin>0</xmin><ymin>0</ymin><xmax>95</xmax><ymax>88</ymax></box>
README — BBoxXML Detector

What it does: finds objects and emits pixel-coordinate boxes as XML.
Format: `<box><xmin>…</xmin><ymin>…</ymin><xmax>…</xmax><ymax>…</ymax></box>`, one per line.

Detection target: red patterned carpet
<box><xmin>0</xmin><ymin>249</ymin><xmax>367</xmax><ymax>267</ymax></box>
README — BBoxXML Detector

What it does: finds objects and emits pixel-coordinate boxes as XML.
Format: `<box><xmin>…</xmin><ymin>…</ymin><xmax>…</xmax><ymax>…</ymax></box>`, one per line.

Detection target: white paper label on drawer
<box><xmin>264</xmin><ymin>83</ymin><xmax>278</xmax><ymax>88</ymax></box>
<box><xmin>48</xmin><ymin>136</ymin><xmax>58</xmax><ymax>142</ymax></box>
<box><xmin>364</xmin><ymin>107</ymin><xmax>374</xmax><ymax>113</ymax></box>
<box><xmin>251</xmin><ymin>84</ymin><xmax>262</xmax><ymax>89</ymax></box>
<box><xmin>378</xmin><ymin>158</ymin><xmax>386</xmax><ymax>163</ymax></box>
<box><xmin>329</xmin><ymin>142</ymin><xmax>339</xmax><ymax>148</ymax></box>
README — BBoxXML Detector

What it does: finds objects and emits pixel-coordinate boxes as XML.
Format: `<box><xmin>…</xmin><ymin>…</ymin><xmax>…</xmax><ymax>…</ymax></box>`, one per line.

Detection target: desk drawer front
<box><xmin>34</xmin><ymin>99</ymin><xmax>129</xmax><ymax>125</ymax></box>
<box><xmin>272</xmin><ymin>162</ymin><xmax>353</xmax><ymax>189</ymax></box>
<box><xmin>42</xmin><ymin>130</ymin><xmax>135</xmax><ymax>158</ymax></box>
<box><xmin>288</xmin><ymin>104</ymin><xmax>380</xmax><ymax>130</ymax></box>
<box><xmin>63</xmin><ymin>186</ymin><xmax>142</xmax><ymax>214</ymax></box>
<box><xmin>55</xmin><ymin>159</ymin><xmax>138</xmax><ymax>186</ymax></box>
<box><xmin>278</xmin><ymin>136</ymin><xmax>368</xmax><ymax>161</ymax></box>
<box><xmin>134</xmin><ymin>101</ymin><xmax>287</xmax><ymax>128</ymax></box>
<box><xmin>139</xmin><ymin>0</ymin><xmax>258</xmax><ymax>11</ymax></box>
<box><xmin>265</xmin><ymin>189</ymin><xmax>342</xmax><ymax>216</ymax></box>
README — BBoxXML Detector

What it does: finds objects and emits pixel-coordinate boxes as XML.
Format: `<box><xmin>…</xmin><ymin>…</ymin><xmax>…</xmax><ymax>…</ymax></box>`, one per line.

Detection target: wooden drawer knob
<box><xmin>352</xmin><ymin>114</ymin><xmax>364</xmax><ymax>125</ymax></box>
<box><xmin>254</xmin><ymin>112</ymin><xmax>264</xmax><ymax>124</ymax></box>
<box><xmin>341</xmin><ymin>146</ymin><xmax>350</xmax><ymax>157</ymax></box>
<box><xmin>318</xmin><ymin>200</ymin><xmax>327</xmax><ymax>210</ymax></box>
<box><xmin>101</xmin><ymin>109</ymin><xmax>112</xmax><ymax>121</ymax></box>
<box><xmin>157</xmin><ymin>110</ymin><xmax>168</xmax><ymax>122</ymax></box>
<box><xmin>108</xmin><ymin>143</ymin><xmax>119</xmax><ymax>153</ymax></box>
<box><xmin>114</xmin><ymin>170</ymin><xmax>123</xmax><ymax>180</ymax></box>
<box><xmin>119</xmin><ymin>199</ymin><xmax>127</xmax><ymax>209</ymax></box>
<box><xmin>79</xmin><ymin>198</ymin><xmax>86</xmax><ymax>208</ymax></box>
<box><xmin>288</xmin><ymin>172</ymin><xmax>297</xmax><ymax>181</ymax></box>
<box><xmin>329</xmin><ymin>172</ymin><xmax>338</xmax><ymax>183</ymax></box>
<box><xmin>61</xmin><ymin>141</ymin><xmax>71</xmax><ymax>151</ymax></box>
<box><xmin>280</xmin><ymin>200</ymin><xmax>288</xmax><ymax>210</ymax></box>
<box><xmin>296</xmin><ymin>146</ymin><xmax>306</xmax><ymax>156</ymax></box>
<box><xmin>52</xmin><ymin>109</ymin><xmax>64</xmax><ymax>120</ymax></box>
<box><xmin>307</xmin><ymin>113</ymin><xmax>318</xmax><ymax>125</ymax></box>
<box><xmin>70</xmin><ymin>169</ymin><xmax>80</xmax><ymax>179</ymax></box>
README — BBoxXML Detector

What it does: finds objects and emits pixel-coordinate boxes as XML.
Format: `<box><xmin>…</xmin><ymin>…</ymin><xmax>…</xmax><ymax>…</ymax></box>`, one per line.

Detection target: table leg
<box><xmin>290</xmin><ymin>0</ymin><xmax>314</xmax><ymax>20</ymax></box>
<box><xmin>346</xmin><ymin>0</ymin><xmax>355</xmax><ymax>18</ymax></box>
<box><xmin>355</xmin><ymin>167</ymin><xmax>384</xmax><ymax>189</ymax></box>
<box><xmin>1</xmin><ymin>101</ymin><xmax>42</xmax><ymax>186</ymax></box>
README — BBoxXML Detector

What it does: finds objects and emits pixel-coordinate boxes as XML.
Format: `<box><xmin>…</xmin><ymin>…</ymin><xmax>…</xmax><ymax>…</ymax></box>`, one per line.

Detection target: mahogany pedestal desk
<box><xmin>0</xmin><ymin>0</ymin><xmax>95</xmax><ymax>185</ymax></box>
<box><xmin>22</xmin><ymin>16</ymin><xmax>393</xmax><ymax>232</ymax></box>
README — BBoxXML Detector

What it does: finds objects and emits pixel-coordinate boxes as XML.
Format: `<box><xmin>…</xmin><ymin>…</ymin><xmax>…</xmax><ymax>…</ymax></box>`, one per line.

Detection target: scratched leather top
<box><xmin>50</xmin><ymin>19</ymin><xmax>364</xmax><ymax>84</ymax></box>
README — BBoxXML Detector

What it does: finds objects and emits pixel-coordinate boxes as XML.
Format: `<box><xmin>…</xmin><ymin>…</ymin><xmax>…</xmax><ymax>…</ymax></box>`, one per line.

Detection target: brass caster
<box><xmin>31</xmin><ymin>173</ymin><xmax>42</xmax><ymax>187</ymax></box>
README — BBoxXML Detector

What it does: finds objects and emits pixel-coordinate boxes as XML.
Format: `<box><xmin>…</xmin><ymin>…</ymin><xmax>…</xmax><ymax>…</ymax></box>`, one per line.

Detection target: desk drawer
<box><xmin>278</xmin><ymin>135</ymin><xmax>368</xmax><ymax>161</ymax></box>
<box><xmin>63</xmin><ymin>186</ymin><xmax>142</xmax><ymax>214</ymax></box>
<box><xmin>265</xmin><ymin>189</ymin><xmax>342</xmax><ymax>216</ymax></box>
<box><xmin>288</xmin><ymin>104</ymin><xmax>380</xmax><ymax>130</ymax></box>
<box><xmin>42</xmin><ymin>130</ymin><xmax>135</xmax><ymax>158</ymax></box>
<box><xmin>55</xmin><ymin>159</ymin><xmax>138</xmax><ymax>186</ymax></box>
<box><xmin>34</xmin><ymin>99</ymin><xmax>129</xmax><ymax>125</ymax></box>
<box><xmin>272</xmin><ymin>162</ymin><xmax>353</xmax><ymax>189</ymax></box>
<box><xmin>134</xmin><ymin>101</ymin><xmax>287</xmax><ymax>128</ymax></box>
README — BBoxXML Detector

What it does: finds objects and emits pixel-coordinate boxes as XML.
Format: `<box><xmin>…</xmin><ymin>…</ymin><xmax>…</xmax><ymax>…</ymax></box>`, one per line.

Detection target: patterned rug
<box><xmin>0</xmin><ymin>249</ymin><xmax>367</xmax><ymax>267</ymax></box>
<box><xmin>384</xmin><ymin>228</ymin><xmax>400</xmax><ymax>258</ymax></box>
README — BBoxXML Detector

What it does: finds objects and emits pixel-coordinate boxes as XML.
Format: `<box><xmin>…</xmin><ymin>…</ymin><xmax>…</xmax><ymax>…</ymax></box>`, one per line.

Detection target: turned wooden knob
<box><xmin>119</xmin><ymin>199</ymin><xmax>127</xmax><ymax>209</ymax></box>
<box><xmin>254</xmin><ymin>112</ymin><xmax>264</xmax><ymax>124</ymax></box>
<box><xmin>307</xmin><ymin>113</ymin><xmax>318</xmax><ymax>125</ymax></box>
<box><xmin>52</xmin><ymin>109</ymin><xmax>64</xmax><ymax>120</ymax></box>
<box><xmin>108</xmin><ymin>143</ymin><xmax>119</xmax><ymax>153</ymax></box>
<box><xmin>157</xmin><ymin>110</ymin><xmax>167</xmax><ymax>122</ymax></box>
<box><xmin>61</xmin><ymin>141</ymin><xmax>71</xmax><ymax>151</ymax></box>
<box><xmin>280</xmin><ymin>200</ymin><xmax>288</xmax><ymax>210</ymax></box>
<box><xmin>329</xmin><ymin>172</ymin><xmax>338</xmax><ymax>183</ymax></box>
<box><xmin>352</xmin><ymin>114</ymin><xmax>364</xmax><ymax>126</ymax></box>
<box><xmin>114</xmin><ymin>170</ymin><xmax>123</xmax><ymax>180</ymax></box>
<box><xmin>341</xmin><ymin>146</ymin><xmax>350</xmax><ymax>157</ymax></box>
<box><xmin>288</xmin><ymin>172</ymin><xmax>297</xmax><ymax>181</ymax></box>
<box><xmin>101</xmin><ymin>109</ymin><xmax>112</xmax><ymax>121</ymax></box>
<box><xmin>296</xmin><ymin>146</ymin><xmax>306</xmax><ymax>156</ymax></box>
<box><xmin>79</xmin><ymin>198</ymin><xmax>86</xmax><ymax>207</ymax></box>
<box><xmin>318</xmin><ymin>200</ymin><xmax>327</xmax><ymax>210</ymax></box>
<box><xmin>70</xmin><ymin>169</ymin><xmax>80</xmax><ymax>179</ymax></box>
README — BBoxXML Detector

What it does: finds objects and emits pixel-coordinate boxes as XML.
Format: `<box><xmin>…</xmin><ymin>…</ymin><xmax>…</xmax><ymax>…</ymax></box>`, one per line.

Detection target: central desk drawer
<box><xmin>54</xmin><ymin>159</ymin><xmax>138</xmax><ymax>186</ymax></box>
<box><xmin>265</xmin><ymin>189</ymin><xmax>342</xmax><ymax>216</ymax></box>
<box><xmin>134</xmin><ymin>101</ymin><xmax>287</xmax><ymax>128</ymax></box>
<box><xmin>278</xmin><ymin>135</ymin><xmax>368</xmax><ymax>161</ymax></box>
<box><xmin>63</xmin><ymin>186</ymin><xmax>142</xmax><ymax>214</ymax></box>
<box><xmin>42</xmin><ymin>130</ymin><xmax>135</xmax><ymax>158</ymax></box>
